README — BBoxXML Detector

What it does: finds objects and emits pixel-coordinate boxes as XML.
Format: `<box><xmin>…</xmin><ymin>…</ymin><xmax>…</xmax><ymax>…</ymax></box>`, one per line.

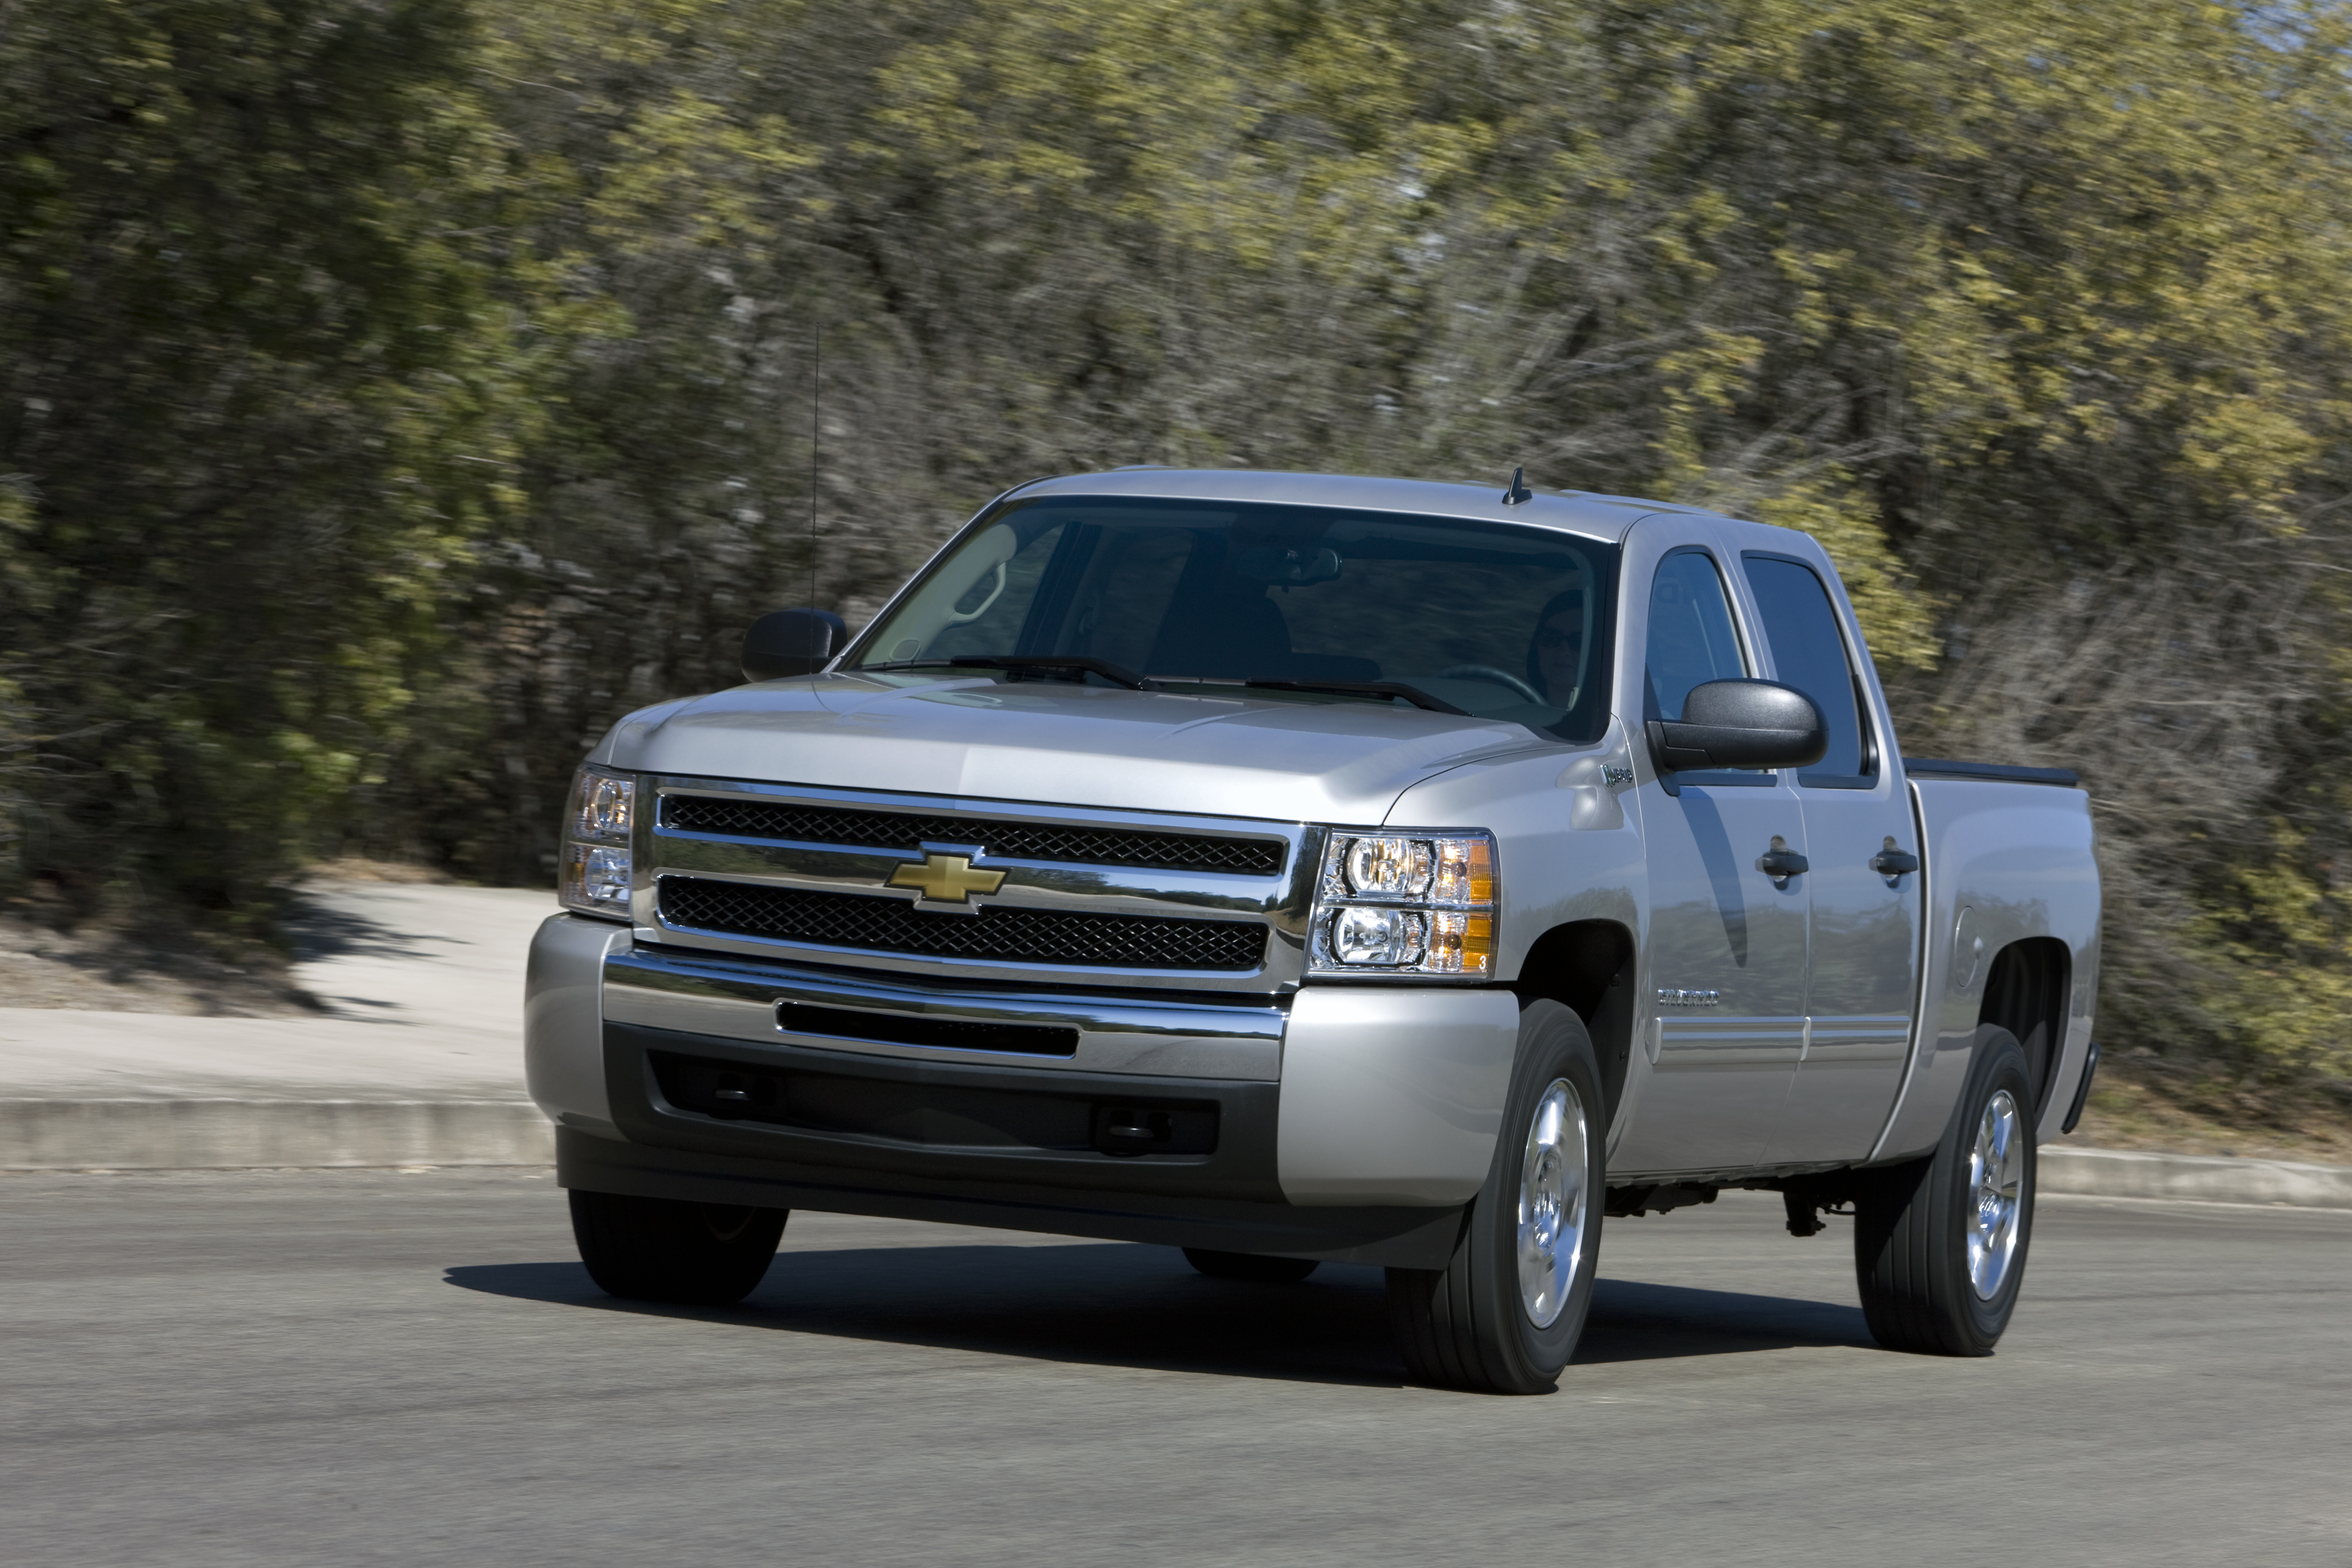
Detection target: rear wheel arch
<box><xmin>1977</xmin><ymin>937</ymin><xmax>2070</xmax><ymax>1112</ymax></box>
<box><xmin>1512</xmin><ymin>920</ymin><xmax>1636</xmax><ymax>1127</ymax></box>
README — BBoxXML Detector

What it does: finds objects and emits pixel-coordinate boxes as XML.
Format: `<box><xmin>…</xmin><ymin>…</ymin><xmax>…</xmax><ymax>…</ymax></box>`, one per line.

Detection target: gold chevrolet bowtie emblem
<box><xmin>887</xmin><ymin>852</ymin><xmax>1007</xmax><ymax>905</ymax></box>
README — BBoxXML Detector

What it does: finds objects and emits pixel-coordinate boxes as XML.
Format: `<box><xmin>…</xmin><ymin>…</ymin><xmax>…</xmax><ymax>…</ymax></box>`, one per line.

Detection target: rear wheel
<box><xmin>1853</xmin><ymin>1025</ymin><xmax>2036</xmax><ymax>1356</ymax></box>
<box><xmin>1385</xmin><ymin>1000</ymin><xmax>1605</xmax><ymax>1394</ymax></box>
<box><xmin>1183</xmin><ymin>1249</ymin><xmax>1320</xmax><ymax>1283</ymax></box>
<box><xmin>568</xmin><ymin>1189</ymin><xmax>787</xmax><ymax>1307</ymax></box>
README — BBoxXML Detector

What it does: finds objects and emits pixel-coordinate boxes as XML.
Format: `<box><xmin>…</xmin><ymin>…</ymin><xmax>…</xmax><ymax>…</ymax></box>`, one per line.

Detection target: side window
<box><xmin>1741</xmin><ymin>554</ymin><xmax>1867</xmax><ymax>780</ymax></box>
<box><xmin>1644</xmin><ymin>550</ymin><xmax>1748</xmax><ymax>720</ymax></box>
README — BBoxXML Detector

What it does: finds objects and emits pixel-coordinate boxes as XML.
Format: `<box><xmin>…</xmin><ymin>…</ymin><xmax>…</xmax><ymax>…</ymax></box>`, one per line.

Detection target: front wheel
<box><xmin>569</xmin><ymin>1189</ymin><xmax>787</xmax><ymax>1307</ymax></box>
<box><xmin>1853</xmin><ymin>1025</ymin><xmax>2037</xmax><ymax>1356</ymax></box>
<box><xmin>1385</xmin><ymin>1000</ymin><xmax>1605</xmax><ymax>1394</ymax></box>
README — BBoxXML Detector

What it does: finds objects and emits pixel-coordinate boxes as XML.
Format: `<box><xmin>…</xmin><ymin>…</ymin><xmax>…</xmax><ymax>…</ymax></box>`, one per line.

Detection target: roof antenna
<box><xmin>1501</xmin><ymin>466</ymin><xmax>1534</xmax><ymax>505</ymax></box>
<box><xmin>808</xmin><ymin>324</ymin><xmax>820</xmax><ymax>608</ymax></box>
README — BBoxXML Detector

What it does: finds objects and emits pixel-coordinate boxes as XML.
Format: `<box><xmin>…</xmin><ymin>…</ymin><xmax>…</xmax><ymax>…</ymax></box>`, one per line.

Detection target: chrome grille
<box><xmin>661</xmin><ymin>795</ymin><xmax>1284</xmax><ymax>877</ymax></box>
<box><xmin>659</xmin><ymin>876</ymin><xmax>1269</xmax><ymax>971</ymax></box>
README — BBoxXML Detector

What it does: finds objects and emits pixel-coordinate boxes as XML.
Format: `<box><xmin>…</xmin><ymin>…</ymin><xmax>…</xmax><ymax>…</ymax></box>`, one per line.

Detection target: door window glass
<box><xmin>1741</xmin><ymin>555</ymin><xmax>1867</xmax><ymax>779</ymax></box>
<box><xmin>1644</xmin><ymin>550</ymin><xmax>1748</xmax><ymax>720</ymax></box>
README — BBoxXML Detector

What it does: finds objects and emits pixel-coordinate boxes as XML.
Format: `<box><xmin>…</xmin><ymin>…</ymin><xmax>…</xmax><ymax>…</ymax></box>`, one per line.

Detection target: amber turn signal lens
<box><xmin>1425</xmin><ymin>910</ymin><xmax>1495</xmax><ymax>975</ymax></box>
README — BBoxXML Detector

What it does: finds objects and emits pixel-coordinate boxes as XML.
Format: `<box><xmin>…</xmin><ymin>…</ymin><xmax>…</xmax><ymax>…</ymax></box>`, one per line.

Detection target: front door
<box><xmin>1739</xmin><ymin>552</ymin><xmax>1922</xmax><ymax>1164</ymax></box>
<box><xmin>1615</xmin><ymin>546</ymin><xmax>1809</xmax><ymax>1174</ymax></box>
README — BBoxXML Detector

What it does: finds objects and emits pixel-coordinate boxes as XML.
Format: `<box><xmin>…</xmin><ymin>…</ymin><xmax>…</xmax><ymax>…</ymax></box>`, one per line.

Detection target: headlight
<box><xmin>1332</xmin><ymin>905</ymin><xmax>1427</xmax><ymax>965</ymax></box>
<box><xmin>1310</xmin><ymin>829</ymin><xmax>1496</xmax><ymax>978</ymax></box>
<box><xmin>1344</xmin><ymin>837</ymin><xmax>1432</xmax><ymax>898</ymax></box>
<box><xmin>559</xmin><ymin>766</ymin><xmax>637</xmax><ymax>920</ymax></box>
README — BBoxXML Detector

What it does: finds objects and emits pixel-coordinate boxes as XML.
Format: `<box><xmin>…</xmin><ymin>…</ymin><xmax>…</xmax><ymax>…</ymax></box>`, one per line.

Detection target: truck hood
<box><xmin>593</xmin><ymin>674</ymin><xmax>1546</xmax><ymax>825</ymax></box>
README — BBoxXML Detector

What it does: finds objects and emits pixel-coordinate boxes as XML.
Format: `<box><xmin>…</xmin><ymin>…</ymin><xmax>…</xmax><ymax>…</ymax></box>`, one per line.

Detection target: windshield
<box><xmin>848</xmin><ymin>495</ymin><xmax>1621</xmax><ymax>744</ymax></box>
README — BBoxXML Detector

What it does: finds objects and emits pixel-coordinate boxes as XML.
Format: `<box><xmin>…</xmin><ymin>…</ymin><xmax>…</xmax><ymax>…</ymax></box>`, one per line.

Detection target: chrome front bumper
<box><xmin>603</xmin><ymin>940</ymin><xmax>1287</xmax><ymax>1081</ymax></box>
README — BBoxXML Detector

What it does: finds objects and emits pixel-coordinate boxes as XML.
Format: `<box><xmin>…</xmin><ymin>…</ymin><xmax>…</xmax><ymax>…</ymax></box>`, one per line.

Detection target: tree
<box><xmin>8</xmin><ymin>0</ymin><xmax>2352</xmax><ymax>1094</ymax></box>
<box><xmin>0</xmin><ymin>0</ymin><xmax>518</xmax><ymax>923</ymax></box>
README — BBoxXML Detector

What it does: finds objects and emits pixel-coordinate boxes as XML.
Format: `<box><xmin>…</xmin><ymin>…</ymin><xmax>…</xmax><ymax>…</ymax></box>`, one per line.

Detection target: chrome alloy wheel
<box><xmin>1967</xmin><ymin>1088</ymin><xmax>2027</xmax><ymax>1300</ymax></box>
<box><xmin>1516</xmin><ymin>1078</ymin><xmax>1590</xmax><ymax>1328</ymax></box>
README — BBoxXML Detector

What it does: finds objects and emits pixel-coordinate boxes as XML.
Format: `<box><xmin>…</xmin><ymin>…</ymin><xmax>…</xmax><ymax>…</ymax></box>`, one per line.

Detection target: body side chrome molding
<box><xmin>1646</xmin><ymin>1014</ymin><xmax>1809</xmax><ymax>1069</ymax></box>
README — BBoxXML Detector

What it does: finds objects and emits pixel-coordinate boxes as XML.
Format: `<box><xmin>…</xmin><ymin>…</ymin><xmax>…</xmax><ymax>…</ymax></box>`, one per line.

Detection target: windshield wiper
<box><xmin>949</xmin><ymin>655</ymin><xmax>1158</xmax><ymax>690</ymax></box>
<box><xmin>858</xmin><ymin>659</ymin><xmax>1447</xmax><ymax>708</ymax></box>
<box><xmin>852</xmin><ymin>655</ymin><xmax>1156</xmax><ymax>691</ymax></box>
<box><xmin>1240</xmin><ymin>678</ymin><xmax>1471</xmax><ymax>716</ymax></box>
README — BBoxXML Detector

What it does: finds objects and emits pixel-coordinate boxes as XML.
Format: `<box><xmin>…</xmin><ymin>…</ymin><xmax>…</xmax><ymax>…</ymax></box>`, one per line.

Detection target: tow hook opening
<box><xmin>711</xmin><ymin>1070</ymin><xmax>780</xmax><ymax>1115</ymax></box>
<box><xmin>1090</xmin><ymin>1103</ymin><xmax>1218</xmax><ymax>1157</ymax></box>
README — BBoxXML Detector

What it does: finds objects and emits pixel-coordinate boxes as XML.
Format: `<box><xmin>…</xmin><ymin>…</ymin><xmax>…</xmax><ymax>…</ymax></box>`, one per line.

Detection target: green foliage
<box><xmin>2202</xmin><ymin>833</ymin><xmax>2352</xmax><ymax>1082</ymax></box>
<box><xmin>0</xmin><ymin>0</ymin><xmax>521</xmax><ymax>921</ymax></box>
<box><xmin>6</xmin><ymin>0</ymin><xmax>2352</xmax><ymax>1087</ymax></box>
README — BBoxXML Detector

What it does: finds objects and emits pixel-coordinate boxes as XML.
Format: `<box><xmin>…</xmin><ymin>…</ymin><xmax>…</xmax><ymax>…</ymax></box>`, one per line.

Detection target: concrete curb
<box><xmin>4</xmin><ymin>1100</ymin><xmax>2349</xmax><ymax>1208</ymax></box>
<box><xmin>2038</xmin><ymin>1145</ymin><xmax>2352</xmax><ymax>1209</ymax></box>
<box><xmin>0</xmin><ymin>1100</ymin><xmax>554</xmax><ymax>1170</ymax></box>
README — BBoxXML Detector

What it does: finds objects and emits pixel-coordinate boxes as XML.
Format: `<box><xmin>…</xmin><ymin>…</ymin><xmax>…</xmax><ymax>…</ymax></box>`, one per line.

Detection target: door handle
<box><xmin>1756</xmin><ymin>837</ymin><xmax>1809</xmax><ymax>881</ymax></box>
<box><xmin>1871</xmin><ymin>839</ymin><xmax>1919</xmax><ymax>877</ymax></box>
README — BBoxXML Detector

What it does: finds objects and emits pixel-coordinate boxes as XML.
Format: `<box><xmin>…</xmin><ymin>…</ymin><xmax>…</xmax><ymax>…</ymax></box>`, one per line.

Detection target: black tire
<box><xmin>1183</xmin><ymin>1248</ymin><xmax>1320</xmax><ymax>1283</ymax></box>
<box><xmin>1853</xmin><ymin>1025</ymin><xmax>2037</xmax><ymax>1356</ymax></box>
<box><xmin>1385</xmin><ymin>999</ymin><xmax>1606</xmax><ymax>1394</ymax></box>
<box><xmin>568</xmin><ymin>1189</ymin><xmax>788</xmax><ymax>1307</ymax></box>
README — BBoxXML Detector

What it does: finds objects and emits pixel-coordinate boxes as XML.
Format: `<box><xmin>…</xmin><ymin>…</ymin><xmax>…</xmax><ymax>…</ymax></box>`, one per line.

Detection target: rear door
<box><xmin>1613</xmin><ymin>538</ymin><xmax>1808</xmax><ymax>1174</ymax></box>
<box><xmin>1737</xmin><ymin>550</ymin><xmax>1921</xmax><ymax>1163</ymax></box>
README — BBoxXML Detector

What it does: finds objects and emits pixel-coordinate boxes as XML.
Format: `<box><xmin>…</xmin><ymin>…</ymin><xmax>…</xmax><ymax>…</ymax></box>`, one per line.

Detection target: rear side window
<box><xmin>1741</xmin><ymin>554</ymin><xmax>1869</xmax><ymax>782</ymax></box>
<box><xmin>1643</xmin><ymin>550</ymin><xmax>1748</xmax><ymax>720</ymax></box>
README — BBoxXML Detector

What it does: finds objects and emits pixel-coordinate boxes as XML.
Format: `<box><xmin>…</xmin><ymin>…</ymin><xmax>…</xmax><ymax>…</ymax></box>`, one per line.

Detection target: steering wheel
<box><xmin>1438</xmin><ymin>664</ymin><xmax>1548</xmax><ymax>706</ymax></box>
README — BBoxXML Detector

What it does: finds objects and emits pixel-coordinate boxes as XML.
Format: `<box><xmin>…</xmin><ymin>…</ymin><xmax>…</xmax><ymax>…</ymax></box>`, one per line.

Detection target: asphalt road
<box><xmin>5</xmin><ymin>1173</ymin><xmax>2347</xmax><ymax>1567</ymax></box>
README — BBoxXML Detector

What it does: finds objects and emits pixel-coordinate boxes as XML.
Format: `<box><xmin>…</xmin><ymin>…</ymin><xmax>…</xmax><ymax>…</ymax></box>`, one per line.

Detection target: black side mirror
<box><xmin>742</xmin><ymin>608</ymin><xmax>848</xmax><ymax>682</ymax></box>
<box><xmin>1646</xmin><ymin>678</ymin><xmax>1826</xmax><ymax>773</ymax></box>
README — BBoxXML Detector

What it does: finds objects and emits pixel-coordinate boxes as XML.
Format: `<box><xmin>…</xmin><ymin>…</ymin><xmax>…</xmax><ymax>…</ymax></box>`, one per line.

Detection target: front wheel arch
<box><xmin>1512</xmin><ymin>919</ymin><xmax>1636</xmax><ymax>1127</ymax></box>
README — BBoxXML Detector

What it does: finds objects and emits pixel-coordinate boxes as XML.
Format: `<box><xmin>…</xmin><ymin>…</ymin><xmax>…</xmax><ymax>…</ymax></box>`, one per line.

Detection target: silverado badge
<box><xmin>887</xmin><ymin>852</ymin><xmax>1007</xmax><ymax>906</ymax></box>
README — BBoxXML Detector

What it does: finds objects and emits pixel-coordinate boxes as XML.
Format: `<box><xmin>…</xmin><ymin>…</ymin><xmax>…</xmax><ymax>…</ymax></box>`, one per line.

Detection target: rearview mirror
<box><xmin>742</xmin><ymin>608</ymin><xmax>848</xmax><ymax>682</ymax></box>
<box><xmin>1232</xmin><ymin>544</ymin><xmax>1342</xmax><ymax>585</ymax></box>
<box><xmin>1646</xmin><ymin>679</ymin><xmax>1826</xmax><ymax>773</ymax></box>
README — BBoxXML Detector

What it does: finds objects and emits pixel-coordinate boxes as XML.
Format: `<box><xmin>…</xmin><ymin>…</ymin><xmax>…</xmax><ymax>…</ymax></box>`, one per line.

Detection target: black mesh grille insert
<box><xmin>661</xmin><ymin>795</ymin><xmax>1284</xmax><ymax>877</ymax></box>
<box><xmin>659</xmin><ymin>876</ymin><xmax>1269</xmax><ymax>971</ymax></box>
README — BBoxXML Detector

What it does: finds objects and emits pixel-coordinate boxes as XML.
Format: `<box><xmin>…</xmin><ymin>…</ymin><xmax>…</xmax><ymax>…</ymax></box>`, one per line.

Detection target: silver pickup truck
<box><xmin>525</xmin><ymin>468</ymin><xmax>2100</xmax><ymax>1394</ymax></box>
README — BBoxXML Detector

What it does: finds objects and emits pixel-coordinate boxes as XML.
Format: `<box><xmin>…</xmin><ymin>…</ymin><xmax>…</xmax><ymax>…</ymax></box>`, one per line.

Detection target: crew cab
<box><xmin>525</xmin><ymin>469</ymin><xmax>2100</xmax><ymax>1393</ymax></box>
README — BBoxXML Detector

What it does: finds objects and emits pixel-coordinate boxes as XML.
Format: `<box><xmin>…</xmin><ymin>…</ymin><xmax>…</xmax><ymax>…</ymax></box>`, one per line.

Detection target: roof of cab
<box><xmin>1004</xmin><ymin>468</ymin><xmax>1711</xmax><ymax>545</ymax></box>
